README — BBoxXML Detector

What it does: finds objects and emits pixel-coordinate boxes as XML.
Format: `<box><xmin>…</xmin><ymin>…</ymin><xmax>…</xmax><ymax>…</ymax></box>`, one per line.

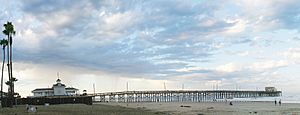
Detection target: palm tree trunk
<box><xmin>6</xmin><ymin>35</ymin><xmax>12</xmax><ymax>107</ymax></box>
<box><xmin>6</xmin><ymin>35</ymin><xmax>10</xmax><ymax>85</ymax></box>
<box><xmin>6</xmin><ymin>39</ymin><xmax>10</xmax><ymax>80</ymax></box>
<box><xmin>9</xmin><ymin>36</ymin><xmax>13</xmax><ymax>107</ymax></box>
<box><xmin>1</xmin><ymin>46</ymin><xmax>5</xmax><ymax>107</ymax></box>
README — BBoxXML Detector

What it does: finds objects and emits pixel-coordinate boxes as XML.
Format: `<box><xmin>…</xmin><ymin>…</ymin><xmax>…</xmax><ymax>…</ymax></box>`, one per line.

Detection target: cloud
<box><xmin>1</xmin><ymin>0</ymin><xmax>300</xmax><ymax>96</ymax></box>
<box><xmin>248</xmin><ymin>60</ymin><xmax>289</xmax><ymax>71</ymax></box>
<box><xmin>231</xmin><ymin>0</ymin><xmax>300</xmax><ymax>31</ymax></box>
<box><xmin>8</xmin><ymin>0</ymin><xmax>239</xmax><ymax>78</ymax></box>
<box><xmin>216</xmin><ymin>63</ymin><xmax>241</xmax><ymax>73</ymax></box>
<box><xmin>169</xmin><ymin>60</ymin><xmax>290</xmax><ymax>87</ymax></box>
<box><xmin>282</xmin><ymin>48</ymin><xmax>300</xmax><ymax>64</ymax></box>
<box><xmin>223</xmin><ymin>19</ymin><xmax>247</xmax><ymax>34</ymax></box>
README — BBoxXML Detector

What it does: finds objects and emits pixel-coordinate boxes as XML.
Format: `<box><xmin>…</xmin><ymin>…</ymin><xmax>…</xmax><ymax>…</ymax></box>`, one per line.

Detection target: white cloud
<box><xmin>103</xmin><ymin>11</ymin><xmax>137</xmax><ymax>30</ymax></box>
<box><xmin>282</xmin><ymin>48</ymin><xmax>300</xmax><ymax>60</ymax></box>
<box><xmin>232</xmin><ymin>0</ymin><xmax>300</xmax><ymax>31</ymax></box>
<box><xmin>201</xmin><ymin>19</ymin><xmax>216</xmax><ymax>27</ymax></box>
<box><xmin>248</xmin><ymin>60</ymin><xmax>289</xmax><ymax>71</ymax></box>
<box><xmin>175</xmin><ymin>67</ymin><xmax>208</xmax><ymax>72</ymax></box>
<box><xmin>237</xmin><ymin>51</ymin><xmax>249</xmax><ymax>56</ymax></box>
<box><xmin>224</xmin><ymin>19</ymin><xmax>247</xmax><ymax>34</ymax></box>
<box><xmin>216</xmin><ymin>63</ymin><xmax>241</xmax><ymax>73</ymax></box>
<box><xmin>17</xmin><ymin>29</ymin><xmax>40</xmax><ymax>51</ymax></box>
<box><xmin>216</xmin><ymin>60</ymin><xmax>289</xmax><ymax>73</ymax></box>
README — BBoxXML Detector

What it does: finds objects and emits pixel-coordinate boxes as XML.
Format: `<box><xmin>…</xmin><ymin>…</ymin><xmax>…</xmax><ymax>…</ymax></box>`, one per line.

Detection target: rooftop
<box><xmin>32</xmin><ymin>87</ymin><xmax>78</xmax><ymax>92</ymax></box>
<box><xmin>53</xmin><ymin>83</ymin><xmax>66</xmax><ymax>87</ymax></box>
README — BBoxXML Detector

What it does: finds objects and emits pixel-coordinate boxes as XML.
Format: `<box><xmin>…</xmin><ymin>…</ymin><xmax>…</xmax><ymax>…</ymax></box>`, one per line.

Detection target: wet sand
<box><xmin>100</xmin><ymin>102</ymin><xmax>300</xmax><ymax>115</ymax></box>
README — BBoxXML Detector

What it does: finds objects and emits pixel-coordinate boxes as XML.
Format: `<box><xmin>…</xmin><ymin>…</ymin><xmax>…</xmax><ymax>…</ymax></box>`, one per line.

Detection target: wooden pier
<box><xmin>90</xmin><ymin>90</ymin><xmax>282</xmax><ymax>103</ymax></box>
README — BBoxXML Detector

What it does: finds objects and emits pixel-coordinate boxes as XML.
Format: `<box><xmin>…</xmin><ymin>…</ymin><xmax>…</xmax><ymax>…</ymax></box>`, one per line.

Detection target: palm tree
<box><xmin>0</xmin><ymin>39</ymin><xmax>8</xmax><ymax>105</ymax></box>
<box><xmin>5</xmin><ymin>77</ymin><xmax>17</xmax><ymax>89</ymax></box>
<box><xmin>2</xmin><ymin>22</ymin><xmax>16</xmax><ymax>107</ymax></box>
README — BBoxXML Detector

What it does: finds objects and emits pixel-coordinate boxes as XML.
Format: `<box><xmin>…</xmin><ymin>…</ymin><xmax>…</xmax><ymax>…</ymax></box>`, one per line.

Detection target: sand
<box><xmin>0</xmin><ymin>104</ymin><xmax>164</xmax><ymax>115</ymax></box>
<box><xmin>100</xmin><ymin>102</ymin><xmax>300</xmax><ymax>115</ymax></box>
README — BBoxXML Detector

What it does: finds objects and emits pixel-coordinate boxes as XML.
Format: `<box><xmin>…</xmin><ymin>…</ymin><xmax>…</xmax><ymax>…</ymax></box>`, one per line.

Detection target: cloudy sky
<box><xmin>0</xmin><ymin>0</ymin><xmax>300</xmax><ymax>97</ymax></box>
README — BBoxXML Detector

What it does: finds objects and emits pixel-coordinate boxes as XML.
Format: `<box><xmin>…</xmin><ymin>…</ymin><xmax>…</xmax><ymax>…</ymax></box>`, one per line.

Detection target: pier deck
<box><xmin>90</xmin><ymin>90</ymin><xmax>282</xmax><ymax>103</ymax></box>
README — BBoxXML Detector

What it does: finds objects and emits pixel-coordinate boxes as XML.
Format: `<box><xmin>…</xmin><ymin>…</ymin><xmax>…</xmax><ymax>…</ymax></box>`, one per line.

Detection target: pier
<box><xmin>91</xmin><ymin>90</ymin><xmax>282</xmax><ymax>103</ymax></box>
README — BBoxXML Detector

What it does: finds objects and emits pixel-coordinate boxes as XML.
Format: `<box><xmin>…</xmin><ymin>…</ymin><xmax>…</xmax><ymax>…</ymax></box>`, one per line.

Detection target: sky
<box><xmin>0</xmin><ymin>0</ymin><xmax>300</xmax><ymax>97</ymax></box>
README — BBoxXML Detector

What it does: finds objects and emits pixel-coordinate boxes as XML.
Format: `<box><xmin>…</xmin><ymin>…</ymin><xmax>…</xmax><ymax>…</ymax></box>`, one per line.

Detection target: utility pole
<box><xmin>182</xmin><ymin>84</ymin><xmax>184</xmax><ymax>90</ymax></box>
<box><xmin>93</xmin><ymin>83</ymin><xmax>95</xmax><ymax>95</ymax></box>
<box><xmin>163</xmin><ymin>82</ymin><xmax>166</xmax><ymax>90</ymax></box>
<box><xmin>93</xmin><ymin>83</ymin><xmax>95</xmax><ymax>101</ymax></box>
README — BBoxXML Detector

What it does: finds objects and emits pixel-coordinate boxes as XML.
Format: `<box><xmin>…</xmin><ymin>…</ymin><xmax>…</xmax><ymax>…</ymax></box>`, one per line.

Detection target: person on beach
<box><xmin>274</xmin><ymin>100</ymin><xmax>277</xmax><ymax>106</ymax></box>
<box><xmin>279</xmin><ymin>99</ymin><xmax>281</xmax><ymax>106</ymax></box>
<box><xmin>229</xmin><ymin>101</ymin><xmax>233</xmax><ymax>106</ymax></box>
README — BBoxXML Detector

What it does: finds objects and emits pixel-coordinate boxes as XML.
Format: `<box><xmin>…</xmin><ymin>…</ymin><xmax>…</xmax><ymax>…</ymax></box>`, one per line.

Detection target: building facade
<box><xmin>32</xmin><ymin>79</ymin><xmax>79</xmax><ymax>97</ymax></box>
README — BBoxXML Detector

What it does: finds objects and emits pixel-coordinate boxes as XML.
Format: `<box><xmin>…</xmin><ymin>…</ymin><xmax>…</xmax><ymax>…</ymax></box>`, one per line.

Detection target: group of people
<box><xmin>275</xmin><ymin>99</ymin><xmax>282</xmax><ymax>106</ymax></box>
<box><xmin>227</xmin><ymin>99</ymin><xmax>282</xmax><ymax>106</ymax></box>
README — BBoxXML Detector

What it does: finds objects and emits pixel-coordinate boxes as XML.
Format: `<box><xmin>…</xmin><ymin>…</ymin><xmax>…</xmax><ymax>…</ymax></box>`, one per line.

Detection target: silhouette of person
<box><xmin>275</xmin><ymin>100</ymin><xmax>277</xmax><ymax>106</ymax></box>
<box><xmin>279</xmin><ymin>99</ymin><xmax>281</xmax><ymax>106</ymax></box>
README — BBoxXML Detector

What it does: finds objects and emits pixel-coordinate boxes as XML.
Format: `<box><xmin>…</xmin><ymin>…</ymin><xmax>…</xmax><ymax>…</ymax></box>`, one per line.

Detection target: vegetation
<box><xmin>1</xmin><ymin>21</ymin><xmax>16</xmax><ymax>107</ymax></box>
<box><xmin>0</xmin><ymin>39</ymin><xmax>8</xmax><ymax>104</ymax></box>
<box><xmin>0</xmin><ymin>104</ymin><xmax>166</xmax><ymax>115</ymax></box>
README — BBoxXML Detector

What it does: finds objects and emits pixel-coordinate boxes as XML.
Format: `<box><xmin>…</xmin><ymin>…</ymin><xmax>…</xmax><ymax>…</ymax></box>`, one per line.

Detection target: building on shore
<box><xmin>31</xmin><ymin>79</ymin><xmax>79</xmax><ymax>97</ymax></box>
<box><xmin>265</xmin><ymin>87</ymin><xmax>277</xmax><ymax>92</ymax></box>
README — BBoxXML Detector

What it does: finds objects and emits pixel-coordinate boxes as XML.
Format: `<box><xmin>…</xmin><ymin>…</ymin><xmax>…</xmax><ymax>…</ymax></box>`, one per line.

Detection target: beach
<box><xmin>0</xmin><ymin>102</ymin><xmax>299</xmax><ymax>114</ymax></box>
<box><xmin>0</xmin><ymin>104</ymin><xmax>164</xmax><ymax>115</ymax></box>
<box><xmin>101</xmin><ymin>102</ymin><xmax>300</xmax><ymax>115</ymax></box>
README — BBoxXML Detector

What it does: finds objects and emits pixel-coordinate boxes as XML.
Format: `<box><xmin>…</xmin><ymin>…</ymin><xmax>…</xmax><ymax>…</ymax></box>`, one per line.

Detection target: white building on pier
<box><xmin>31</xmin><ymin>79</ymin><xmax>79</xmax><ymax>97</ymax></box>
